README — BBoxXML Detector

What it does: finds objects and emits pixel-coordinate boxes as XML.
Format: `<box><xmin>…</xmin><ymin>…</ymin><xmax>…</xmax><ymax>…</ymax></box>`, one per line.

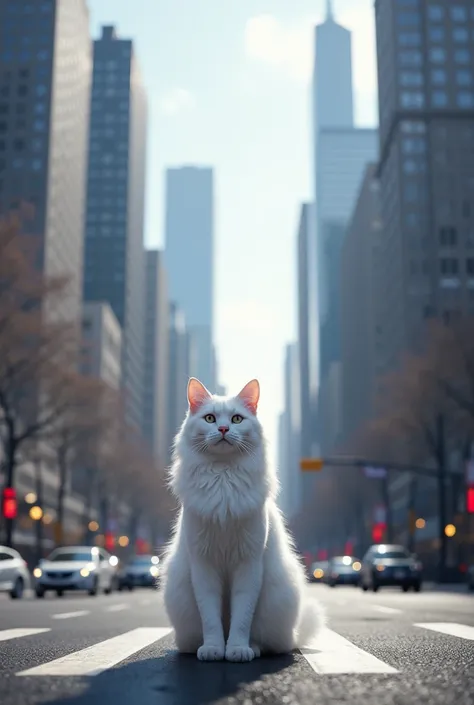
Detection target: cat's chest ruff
<box><xmin>187</xmin><ymin>513</ymin><xmax>265</xmax><ymax>564</ymax></box>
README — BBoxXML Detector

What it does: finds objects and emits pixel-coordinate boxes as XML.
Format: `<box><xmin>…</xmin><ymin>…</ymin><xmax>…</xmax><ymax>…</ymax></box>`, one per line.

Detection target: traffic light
<box><xmin>372</xmin><ymin>522</ymin><xmax>385</xmax><ymax>543</ymax></box>
<box><xmin>467</xmin><ymin>487</ymin><xmax>474</xmax><ymax>514</ymax></box>
<box><xmin>300</xmin><ymin>458</ymin><xmax>324</xmax><ymax>471</ymax></box>
<box><xmin>2</xmin><ymin>487</ymin><xmax>17</xmax><ymax>520</ymax></box>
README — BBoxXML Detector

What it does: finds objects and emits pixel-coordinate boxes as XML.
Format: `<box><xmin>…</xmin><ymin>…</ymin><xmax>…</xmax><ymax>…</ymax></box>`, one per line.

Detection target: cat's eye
<box><xmin>204</xmin><ymin>413</ymin><xmax>216</xmax><ymax>423</ymax></box>
<box><xmin>231</xmin><ymin>414</ymin><xmax>243</xmax><ymax>424</ymax></box>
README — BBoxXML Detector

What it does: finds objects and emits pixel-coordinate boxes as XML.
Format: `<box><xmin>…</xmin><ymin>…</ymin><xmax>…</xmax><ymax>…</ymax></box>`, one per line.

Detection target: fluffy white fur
<box><xmin>161</xmin><ymin>378</ymin><xmax>323</xmax><ymax>663</ymax></box>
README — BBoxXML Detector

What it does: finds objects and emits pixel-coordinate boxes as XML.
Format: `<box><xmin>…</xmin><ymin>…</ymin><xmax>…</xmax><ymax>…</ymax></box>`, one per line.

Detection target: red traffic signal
<box><xmin>372</xmin><ymin>522</ymin><xmax>385</xmax><ymax>543</ymax></box>
<box><xmin>467</xmin><ymin>487</ymin><xmax>474</xmax><ymax>514</ymax></box>
<box><xmin>2</xmin><ymin>487</ymin><xmax>17</xmax><ymax>520</ymax></box>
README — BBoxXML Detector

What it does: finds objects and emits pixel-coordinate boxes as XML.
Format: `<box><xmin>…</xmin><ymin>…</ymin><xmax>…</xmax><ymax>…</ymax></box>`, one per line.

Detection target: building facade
<box><xmin>165</xmin><ymin>166</ymin><xmax>214</xmax><ymax>389</ymax></box>
<box><xmin>340</xmin><ymin>164</ymin><xmax>382</xmax><ymax>445</ymax></box>
<box><xmin>0</xmin><ymin>0</ymin><xmax>91</xmax><ymax>326</ymax></box>
<box><xmin>83</xmin><ymin>25</ymin><xmax>148</xmax><ymax>433</ymax></box>
<box><xmin>279</xmin><ymin>342</ymin><xmax>302</xmax><ymax>519</ymax></box>
<box><xmin>143</xmin><ymin>250</ymin><xmax>169</xmax><ymax>464</ymax></box>
<box><xmin>81</xmin><ymin>302</ymin><xmax>122</xmax><ymax>390</ymax></box>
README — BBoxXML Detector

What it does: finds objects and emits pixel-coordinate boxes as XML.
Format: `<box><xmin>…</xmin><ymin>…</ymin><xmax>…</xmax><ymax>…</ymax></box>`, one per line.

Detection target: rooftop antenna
<box><xmin>326</xmin><ymin>0</ymin><xmax>334</xmax><ymax>20</ymax></box>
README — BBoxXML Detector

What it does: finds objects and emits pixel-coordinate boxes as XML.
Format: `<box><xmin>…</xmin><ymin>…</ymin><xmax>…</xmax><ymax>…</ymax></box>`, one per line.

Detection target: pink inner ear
<box><xmin>188</xmin><ymin>378</ymin><xmax>211</xmax><ymax>414</ymax></box>
<box><xmin>237</xmin><ymin>379</ymin><xmax>260</xmax><ymax>415</ymax></box>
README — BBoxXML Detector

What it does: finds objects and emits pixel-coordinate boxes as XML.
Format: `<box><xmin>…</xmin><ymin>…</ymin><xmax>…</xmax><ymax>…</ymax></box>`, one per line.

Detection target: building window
<box><xmin>457</xmin><ymin>91</ymin><xmax>474</xmax><ymax>108</ymax></box>
<box><xmin>430</xmin><ymin>48</ymin><xmax>446</xmax><ymax>63</ymax></box>
<box><xmin>429</xmin><ymin>27</ymin><xmax>444</xmax><ymax>42</ymax></box>
<box><xmin>439</xmin><ymin>227</ymin><xmax>457</xmax><ymax>247</ymax></box>
<box><xmin>399</xmin><ymin>32</ymin><xmax>421</xmax><ymax>46</ymax></box>
<box><xmin>398</xmin><ymin>11</ymin><xmax>420</xmax><ymax>25</ymax></box>
<box><xmin>400</xmin><ymin>71</ymin><xmax>423</xmax><ymax>86</ymax></box>
<box><xmin>431</xmin><ymin>69</ymin><xmax>446</xmax><ymax>84</ymax></box>
<box><xmin>432</xmin><ymin>90</ymin><xmax>448</xmax><ymax>107</ymax></box>
<box><xmin>457</xmin><ymin>70</ymin><xmax>472</xmax><ymax>86</ymax></box>
<box><xmin>428</xmin><ymin>6</ymin><xmax>444</xmax><ymax>21</ymax></box>
<box><xmin>399</xmin><ymin>50</ymin><xmax>423</xmax><ymax>66</ymax></box>
<box><xmin>453</xmin><ymin>27</ymin><xmax>469</xmax><ymax>42</ymax></box>
<box><xmin>402</xmin><ymin>136</ymin><xmax>425</xmax><ymax>154</ymax></box>
<box><xmin>451</xmin><ymin>6</ymin><xmax>467</xmax><ymax>21</ymax></box>
<box><xmin>440</xmin><ymin>258</ymin><xmax>459</xmax><ymax>275</ymax></box>
<box><xmin>403</xmin><ymin>159</ymin><xmax>419</xmax><ymax>174</ymax></box>
<box><xmin>400</xmin><ymin>91</ymin><xmax>424</xmax><ymax>108</ymax></box>
<box><xmin>455</xmin><ymin>49</ymin><xmax>471</xmax><ymax>64</ymax></box>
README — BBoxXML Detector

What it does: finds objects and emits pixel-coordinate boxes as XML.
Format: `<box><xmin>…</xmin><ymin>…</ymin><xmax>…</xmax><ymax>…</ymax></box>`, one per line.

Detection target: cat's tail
<box><xmin>294</xmin><ymin>598</ymin><xmax>326</xmax><ymax>648</ymax></box>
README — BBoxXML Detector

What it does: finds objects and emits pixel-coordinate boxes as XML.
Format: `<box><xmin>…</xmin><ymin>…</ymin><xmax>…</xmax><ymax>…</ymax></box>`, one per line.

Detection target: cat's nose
<box><xmin>218</xmin><ymin>426</ymin><xmax>229</xmax><ymax>435</ymax></box>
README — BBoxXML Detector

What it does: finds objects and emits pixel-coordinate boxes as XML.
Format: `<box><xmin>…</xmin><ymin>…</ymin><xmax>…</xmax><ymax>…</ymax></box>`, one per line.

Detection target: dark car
<box><xmin>117</xmin><ymin>554</ymin><xmax>160</xmax><ymax>590</ymax></box>
<box><xmin>326</xmin><ymin>555</ymin><xmax>362</xmax><ymax>587</ymax></box>
<box><xmin>309</xmin><ymin>560</ymin><xmax>329</xmax><ymax>583</ymax></box>
<box><xmin>360</xmin><ymin>544</ymin><xmax>422</xmax><ymax>592</ymax></box>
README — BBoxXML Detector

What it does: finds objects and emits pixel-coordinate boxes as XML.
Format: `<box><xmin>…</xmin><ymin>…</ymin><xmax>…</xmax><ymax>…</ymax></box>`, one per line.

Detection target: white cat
<box><xmin>161</xmin><ymin>377</ymin><xmax>323</xmax><ymax>662</ymax></box>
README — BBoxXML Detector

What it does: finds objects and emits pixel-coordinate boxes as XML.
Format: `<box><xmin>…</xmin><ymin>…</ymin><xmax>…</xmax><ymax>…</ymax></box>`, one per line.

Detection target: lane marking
<box><xmin>17</xmin><ymin>627</ymin><xmax>173</xmax><ymax>677</ymax></box>
<box><xmin>415</xmin><ymin>622</ymin><xmax>474</xmax><ymax>641</ymax></box>
<box><xmin>140</xmin><ymin>598</ymin><xmax>152</xmax><ymax>606</ymax></box>
<box><xmin>52</xmin><ymin>611</ymin><xmax>90</xmax><ymax>620</ymax></box>
<box><xmin>372</xmin><ymin>606</ymin><xmax>402</xmax><ymax>615</ymax></box>
<box><xmin>0</xmin><ymin>628</ymin><xmax>51</xmax><ymax>642</ymax></box>
<box><xmin>106</xmin><ymin>604</ymin><xmax>129</xmax><ymax>612</ymax></box>
<box><xmin>300</xmin><ymin>627</ymin><xmax>398</xmax><ymax>674</ymax></box>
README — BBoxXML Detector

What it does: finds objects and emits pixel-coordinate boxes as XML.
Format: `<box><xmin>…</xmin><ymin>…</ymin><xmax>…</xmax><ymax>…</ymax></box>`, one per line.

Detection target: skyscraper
<box><xmin>83</xmin><ymin>26</ymin><xmax>148</xmax><ymax>432</ymax></box>
<box><xmin>312</xmin><ymin>2</ymin><xmax>378</xmax><ymax>453</ymax></box>
<box><xmin>375</xmin><ymin>0</ymin><xmax>474</xmax><ymax>375</ymax></box>
<box><xmin>0</xmin><ymin>0</ymin><xmax>91</xmax><ymax>325</ymax></box>
<box><xmin>165</xmin><ymin>166</ymin><xmax>214</xmax><ymax>389</ymax></box>
<box><xmin>143</xmin><ymin>250</ymin><xmax>169</xmax><ymax>463</ymax></box>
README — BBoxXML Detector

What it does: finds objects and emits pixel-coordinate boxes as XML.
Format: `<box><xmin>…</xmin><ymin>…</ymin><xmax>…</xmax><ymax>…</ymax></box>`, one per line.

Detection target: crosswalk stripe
<box><xmin>0</xmin><ymin>628</ymin><xmax>51</xmax><ymax>643</ymax></box>
<box><xmin>106</xmin><ymin>604</ymin><xmax>129</xmax><ymax>612</ymax></box>
<box><xmin>52</xmin><ymin>611</ymin><xmax>89</xmax><ymax>620</ymax></box>
<box><xmin>300</xmin><ymin>628</ymin><xmax>398</xmax><ymax>674</ymax></box>
<box><xmin>17</xmin><ymin>627</ymin><xmax>173</xmax><ymax>677</ymax></box>
<box><xmin>373</xmin><ymin>606</ymin><xmax>402</xmax><ymax>615</ymax></box>
<box><xmin>414</xmin><ymin>623</ymin><xmax>474</xmax><ymax>641</ymax></box>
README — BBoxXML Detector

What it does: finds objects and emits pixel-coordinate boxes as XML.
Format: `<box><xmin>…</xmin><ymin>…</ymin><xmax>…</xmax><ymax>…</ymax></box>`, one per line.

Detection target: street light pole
<box><xmin>437</xmin><ymin>414</ymin><xmax>447</xmax><ymax>583</ymax></box>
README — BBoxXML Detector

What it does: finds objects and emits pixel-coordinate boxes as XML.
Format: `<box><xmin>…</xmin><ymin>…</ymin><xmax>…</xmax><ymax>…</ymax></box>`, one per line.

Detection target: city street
<box><xmin>0</xmin><ymin>584</ymin><xmax>473</xmax><ymax>705</ymax></box>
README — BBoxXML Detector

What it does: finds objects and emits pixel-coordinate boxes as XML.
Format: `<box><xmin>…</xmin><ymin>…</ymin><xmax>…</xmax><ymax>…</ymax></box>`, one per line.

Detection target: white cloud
<box><xmin>160</xmin><ymin>88</ymin><xmax>195</xmax><ymax>116</ymax></box>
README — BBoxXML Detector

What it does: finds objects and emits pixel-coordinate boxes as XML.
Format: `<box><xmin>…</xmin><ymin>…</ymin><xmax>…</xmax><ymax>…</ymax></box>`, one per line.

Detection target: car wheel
<box><xmin>88</xmin><ymin>578</ymin><xmax>98</xmax><ymax>596</ymax></box>
<box><xmin>56</xmin><ymin>590</ymin><xmax>64</xmax><ymax>597</ymax></box>
<box><xmin>372</xmin><ymin>584</ymin><xmax>379</xmax><ymax>592</ymax></box>
<box><xmin>10</xmin><ymin>576</ymin><xmax>24</xmax><ymax>599</ymax></box>
<box><xmin>104</xmin><ymin>579</ymin><xmax>113</xmax><ymax>595</ymax></box>
<box><xmin>35</xmin><ymin>586</ymin><xmax>45</xmax><ymax>598</ymax></box>
<box><xmin>402</xmin><ymin>585</ymin><xmax>409</xmax><ymax>592</ymax></box>
<box><xmin>128</xmin><ymin>584</ymin><xmax>134</xmax><ymax>592</ymax></box>
<box><xmin>413</xmin><ymin>583</ymin><xmax>421</xmax><ymax>593</ymax></box>
<box><xmin>361</xmin><ymin>583</ymin><xmax>368</xmax><ymax>592</ymax></box>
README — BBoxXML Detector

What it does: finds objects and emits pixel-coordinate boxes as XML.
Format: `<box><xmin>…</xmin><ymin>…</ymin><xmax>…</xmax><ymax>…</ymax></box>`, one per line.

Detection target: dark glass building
<box><xmin>83</xmin><ymin>26</ymin><xmax>148</xmax><ymax>432</ymax></box>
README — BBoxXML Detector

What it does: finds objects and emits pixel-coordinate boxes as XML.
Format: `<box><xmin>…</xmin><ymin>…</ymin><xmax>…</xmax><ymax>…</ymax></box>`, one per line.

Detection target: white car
<box><xmin>33</xmin><ymin>546</ymin><xmax>116</xmax><ymax>597</ymax></box>
<box><xmin>0</xmin><ymin>545</ymin><xmax>31</xmax><ymax>599</ymax></box>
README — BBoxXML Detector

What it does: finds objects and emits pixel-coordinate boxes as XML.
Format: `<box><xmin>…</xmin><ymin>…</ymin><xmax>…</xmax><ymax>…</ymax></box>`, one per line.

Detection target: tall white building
<box><xmin>165</xmin><ymin>166</ymin><xmax>215</xmax><ymax>389</ymax></box>
<box><xmin>278</xmin><ymin>343</ymin><xmax>302</xmax><ymax>519</ymax></box>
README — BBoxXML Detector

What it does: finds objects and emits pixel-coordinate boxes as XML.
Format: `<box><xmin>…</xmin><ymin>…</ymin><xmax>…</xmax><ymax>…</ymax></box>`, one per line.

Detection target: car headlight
<box><xmin>375</xmin><ymin>563</ymin><xmax>385</xmax><ymax>572</ymax></box>
<box><xmin>80</xmin><ymin>567</ymin><xmax>90</xmax><ymax>577</ymax></box>
<box><xmin>352</xmin><ymin>562</ymin><xmax>361</xmax><ymax>571</ymax></box>
<box><xmin>149</xmin><ymin>566</ymin><xmax>159</xmax><ymax>577</ymax></box>
<box><xmin>33</xmin><ymin>567</ymin><xmax>42</xmax><ymax>578</ymax></box>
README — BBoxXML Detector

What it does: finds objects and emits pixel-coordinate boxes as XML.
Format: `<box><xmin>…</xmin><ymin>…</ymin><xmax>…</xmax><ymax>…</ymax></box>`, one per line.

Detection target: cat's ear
<box><xmin>237</xmin><ymin>379</ymin><xmax>260</xmax><ymax>415</ymax></box>
<box><xmin>187</xmin><ymin>377</ymin><xmax>211</xmax><ymax>414</ymax></box>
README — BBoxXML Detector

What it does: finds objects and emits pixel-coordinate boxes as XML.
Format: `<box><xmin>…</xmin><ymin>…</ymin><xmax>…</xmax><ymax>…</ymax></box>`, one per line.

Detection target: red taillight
<box><xmin>467</xmin><ymin>487</ymin><xmax>474</xmax><ymax>514</ymax></box>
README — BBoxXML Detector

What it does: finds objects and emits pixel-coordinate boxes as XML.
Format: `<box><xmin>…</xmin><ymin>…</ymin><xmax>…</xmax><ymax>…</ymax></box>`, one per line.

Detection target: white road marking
<box><xmin>300</xmin><ymin>627</ymin><xmax>398</xmax><ymax>674</ymax></box>
<box><xmin>0</xmin><ymin>628</ymin><xmax>51</xmax><ymax>642</ymax></box>
<box><xmin>415</xmin><ymin>622</ymin><xmax>474</xmax><ymax>641</ymax></box>
<box><xmin>140</xmin><ymin>598</ymin><xmax>152</xmax><ymax>606</ymax></box>
<box><xmin>17</xmin><ymin>627</ymin><xmax>173</xmax><ymax>677</ymax></box>
<box><xmin>373</xmin><ymin>606</ymin><xmax>402</xmax><ymax>615</ymax></box>
<box><xmin>52</xmin><ymin>611</ymin><xmax>90</xmax><ymax>620</ymax></box>
<box><xmin>106</xmin><ymin>603</ymin><xmax>129</xmax><ymax>612</ymax></box>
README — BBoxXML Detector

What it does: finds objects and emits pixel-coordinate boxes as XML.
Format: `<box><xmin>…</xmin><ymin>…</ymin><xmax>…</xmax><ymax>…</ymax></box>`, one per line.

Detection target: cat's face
<box><xmin>181</xmin><ymin>378</ymin><xmax>262</xmax><ymax>457</ymax></box>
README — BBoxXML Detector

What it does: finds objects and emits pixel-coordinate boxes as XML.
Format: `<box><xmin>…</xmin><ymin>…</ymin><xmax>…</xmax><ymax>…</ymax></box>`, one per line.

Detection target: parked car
<box><xmin>309</xmin><ymin>560</ymin><xmax>329</xmax><ymax>583</ymax></box>
<box><xmin>117</xmin><ymin>554</ymin><xmax>160</xmax><ymax>590</ymax></box>
<box><xmin>360</xmin><ymin>544</ymin><xmax>422</xmax><ymax>593</ymax></box>
<box><xmin>0</xmin><ymin>545</ymin><xmax>30</xmax><ymax>599</ymax></box>
<box><xmin>326</xmin><ymin>555</ymin><xmax>362</xmax><ymax>587</ymax></box>
<box><xmin>33</xmin><ymin>546</ymin><xmax>116</xmax><ymax>597</ymax></box>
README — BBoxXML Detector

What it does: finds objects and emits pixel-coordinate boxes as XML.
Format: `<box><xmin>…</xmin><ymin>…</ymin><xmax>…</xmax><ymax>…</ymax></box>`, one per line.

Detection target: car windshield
<box><xmin>130</xmin><ymin>556</ymin><xmax>154</xmax><ymax>565</ymax></box>
<box><xmin>376</xmin><ymin>550</ymin><xmax>410</xmax><ymax>559</ymax></box>
<box><xmin>48</xmin><ymin>551</ymin><xmax>93</xmax><ymax>562</ymax></box>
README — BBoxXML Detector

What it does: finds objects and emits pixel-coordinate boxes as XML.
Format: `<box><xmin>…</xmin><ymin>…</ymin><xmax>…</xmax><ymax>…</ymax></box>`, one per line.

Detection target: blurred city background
<box><xmin>0</xmin><ymin>0</ymin><xmax>473</xmax><ymax>586</ymax></box>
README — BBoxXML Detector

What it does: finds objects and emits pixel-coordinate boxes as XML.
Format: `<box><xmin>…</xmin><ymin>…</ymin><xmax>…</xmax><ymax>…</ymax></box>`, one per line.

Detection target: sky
<box><xmin>88</xmin><ymin>0</ymin><xmax>379</xmax><ymax>457</ymax></box>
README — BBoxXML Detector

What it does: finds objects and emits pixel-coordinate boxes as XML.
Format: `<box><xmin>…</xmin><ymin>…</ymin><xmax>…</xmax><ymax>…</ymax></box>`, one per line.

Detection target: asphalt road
<box><xmin>0</xmin><ymin>583</ymin><xmax>473</xmax><ymax>705</ymax></box>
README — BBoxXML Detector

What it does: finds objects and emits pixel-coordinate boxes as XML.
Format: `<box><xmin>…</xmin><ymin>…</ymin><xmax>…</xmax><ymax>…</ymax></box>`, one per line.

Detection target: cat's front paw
<box><xmin>225</xmin><ymin>644</ymin><xmax>256</xmax><ymax>663</ymax></box>
<box><xmin>197</xmin><ymin>643</ymin><xmax>225</xmax><ymax>661</ymax></box>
